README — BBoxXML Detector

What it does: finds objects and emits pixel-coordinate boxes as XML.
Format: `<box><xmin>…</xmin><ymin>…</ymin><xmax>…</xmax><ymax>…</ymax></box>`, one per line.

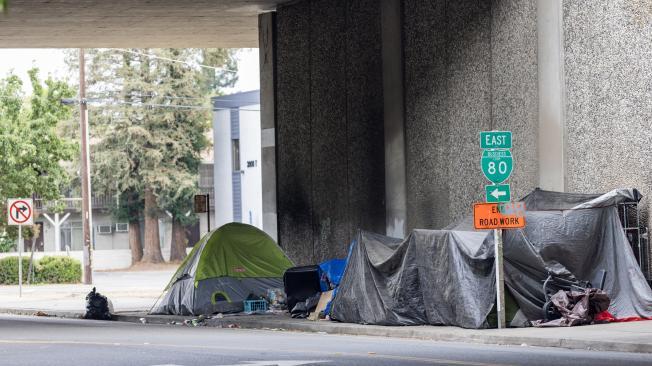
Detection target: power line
<box><xmin>108</xmin><ymin>49</ymin><xmax>238</xmax><ymax>74</ymax></box>
<box><xmin>86</xmin><ymin>98</ymin><xmax>260</xmax><ymax>112</ymax></box>
<box><xmin>87</xmin><ymin>92</ymin><xmax>259</xmax><ymax>104</ymax></box>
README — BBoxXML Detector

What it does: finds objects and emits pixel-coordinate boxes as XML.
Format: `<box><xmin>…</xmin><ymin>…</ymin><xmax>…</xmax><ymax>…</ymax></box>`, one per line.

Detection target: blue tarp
<box><xmin>319</xmin><ymin>258</ymin><xmax>347</xmax><ymax>289</ymax></box>
<box><xmin>319</xmin><ymin>257</ymin><xmax>348</xmax><ymax>315</ymax></box>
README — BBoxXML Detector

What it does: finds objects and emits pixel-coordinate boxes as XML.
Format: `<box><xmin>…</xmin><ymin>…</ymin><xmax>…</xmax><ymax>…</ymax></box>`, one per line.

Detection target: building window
<box><xmin>61</xmin><ymin>221</ymin><xmax>83</xmax><ymax>251</ymax></box>
<box><xmin>115</xmin><ymin>223</ymin><xmax>129</xmax><ymax>233</ymax></box>
<box><xmin>232</xmin><ymin>139</ymin><xmax>240</xmax><ymax>172</ymax></box>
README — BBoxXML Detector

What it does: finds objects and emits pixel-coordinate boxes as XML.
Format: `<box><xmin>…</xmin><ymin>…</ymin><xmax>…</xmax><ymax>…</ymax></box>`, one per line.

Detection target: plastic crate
<box><xmin>244</xmin><ymin>299</ymin><xmax>268</xmax><ymax>313</ymax></box>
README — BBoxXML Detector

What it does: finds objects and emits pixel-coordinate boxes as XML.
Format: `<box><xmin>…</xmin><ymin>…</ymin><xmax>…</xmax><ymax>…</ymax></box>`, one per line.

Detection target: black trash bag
<box><xmin>84</xmin><ymin>287</ymin><xmax>112</xmax><ymax>320</ymax></box>
<box><xmin>290</xmin><ymin>292</ymin><xmax>321</xmax><ymax>319</ymax></box>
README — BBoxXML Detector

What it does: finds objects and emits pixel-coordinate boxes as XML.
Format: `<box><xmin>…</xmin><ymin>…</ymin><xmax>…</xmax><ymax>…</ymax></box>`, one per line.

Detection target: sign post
<box><xmin>493</xmin><ymin>228</ymin><xmax>505</xmax><ymax>328</ymax></box>
<box><xmin>477</xmin><ymin>131</ymin><xmax>522</xmax><ymax>329</ymax></box>
<box><xmin>194</xmin><ymin>194</ymin><xmax>211</xmax><ymax>233</ymax></box>
<box><xmin>7</xmin><ymin>198</ymin><xmax>34</xmax><ymax>297</ymax></box>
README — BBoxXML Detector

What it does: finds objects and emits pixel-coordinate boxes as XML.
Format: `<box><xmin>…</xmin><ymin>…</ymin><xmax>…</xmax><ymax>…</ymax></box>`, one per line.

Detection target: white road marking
<box><xmin>217</xmin><ymin>362</ymin><xmax>328</xmax><ymax>366</ymax></box>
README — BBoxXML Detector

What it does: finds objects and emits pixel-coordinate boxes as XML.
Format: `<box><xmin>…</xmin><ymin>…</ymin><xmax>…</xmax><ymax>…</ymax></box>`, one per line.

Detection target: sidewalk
<box><xmin>0</xmin><ymin>269</ymin><xmax>172</xmax><ymax>313</ymax></box>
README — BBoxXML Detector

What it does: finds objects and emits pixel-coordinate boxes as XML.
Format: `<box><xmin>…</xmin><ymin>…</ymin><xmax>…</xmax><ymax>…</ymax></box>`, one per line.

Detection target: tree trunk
<box><xmin>142</xmin><ymin>188</ymin><xmax>164</xmax><ymax>263</ymax></box>
<box><xmin>128</xmin><ymin>220</ymin><xmax>143</xmax><ymax>265</ymax></box>
<box><xmin>169</xmin><ymin>218</ymin><xmax>188</xmax><ymax>262</ymax></box>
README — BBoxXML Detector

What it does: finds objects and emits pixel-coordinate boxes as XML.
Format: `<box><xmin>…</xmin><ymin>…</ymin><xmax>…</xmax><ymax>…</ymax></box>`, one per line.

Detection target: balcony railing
<box><xmin>34</xmin><ymin>194</ymin><xmax>116</xmax><ymax>212</ymax></box>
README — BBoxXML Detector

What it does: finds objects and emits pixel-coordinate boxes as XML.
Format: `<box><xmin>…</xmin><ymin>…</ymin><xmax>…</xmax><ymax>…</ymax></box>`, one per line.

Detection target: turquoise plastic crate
<box><xmin>244</xmin><ymin>299</ymin><xmax>268</xmax><ymax>313</ymax></box>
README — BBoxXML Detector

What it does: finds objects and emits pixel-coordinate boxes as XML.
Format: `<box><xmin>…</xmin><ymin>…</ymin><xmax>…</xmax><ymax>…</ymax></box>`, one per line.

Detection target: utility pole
<box><xmin>79</xmin><ymin>48</ymin><xmax>93</xmax><ymax>284</ymax></box>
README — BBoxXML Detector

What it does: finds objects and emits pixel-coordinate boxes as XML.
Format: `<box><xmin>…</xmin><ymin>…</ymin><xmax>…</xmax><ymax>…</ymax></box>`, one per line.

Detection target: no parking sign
<box><xmin>7</xmin><ymin>198</ymin><xmax>33</xmax><ymax>298</ymax></box>
<box><xmin>7</xmin><ymin>198</ymin><xmax>33</xmax><ymax>226</ymax></box>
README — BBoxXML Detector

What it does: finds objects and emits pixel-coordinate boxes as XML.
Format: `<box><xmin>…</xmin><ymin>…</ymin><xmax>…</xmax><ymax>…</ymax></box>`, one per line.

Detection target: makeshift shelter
<box><xmin>331</xmin><ymin>188</ymin><xmax>652</xmax><ymax>328</ymax></box>
<box><xmin>150</xmin><ymin>223</ymin><xmax>294</xmax><ymax>315</ymax></box>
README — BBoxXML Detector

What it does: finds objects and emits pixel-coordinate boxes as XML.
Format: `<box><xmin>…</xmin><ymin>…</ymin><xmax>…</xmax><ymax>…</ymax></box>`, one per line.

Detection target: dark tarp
<box><xmin>330</xmin><ymin>188</ymin><xmax>652</xmax><ymax>328</ymax></box>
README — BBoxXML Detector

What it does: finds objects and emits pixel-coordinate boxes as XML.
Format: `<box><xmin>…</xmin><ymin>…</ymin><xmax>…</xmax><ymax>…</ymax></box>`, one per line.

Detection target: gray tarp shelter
<box><xmin>331</xmin><ymin>188</ymin><xmax>652</xmax><ymax>328</ymax></box>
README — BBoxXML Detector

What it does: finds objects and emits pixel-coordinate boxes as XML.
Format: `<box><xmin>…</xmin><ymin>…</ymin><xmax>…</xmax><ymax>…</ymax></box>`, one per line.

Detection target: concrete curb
<box><xmin>111</xmin><ymin>313</ymin><xmax>652</xmax><ymax>354</ymax></box>
<box><xmin>0</xmin><ymin>308</ymin><xmax>84</xmax><ymax>319</ymax></box>
<box><xmin>2</xmin><ymin>308</ymin><xmax>651</xmax><ymax>354</ymax></box>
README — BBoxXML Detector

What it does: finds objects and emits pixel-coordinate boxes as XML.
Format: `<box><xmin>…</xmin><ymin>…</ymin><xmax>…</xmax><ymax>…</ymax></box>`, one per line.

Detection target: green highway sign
<box><xmin>485</xmin><ymin>184</ymin><xmax>511</xmax><ymax>203</ymax></box>
<box><xmin>480</xmin><ymin>131</ymin><xmax>512</xmax><ymax>149</ymax></box>
<box><xmin>481</xmin><ymin>149</ymin><xmax>513</xmax><ymax>184</ymax></box>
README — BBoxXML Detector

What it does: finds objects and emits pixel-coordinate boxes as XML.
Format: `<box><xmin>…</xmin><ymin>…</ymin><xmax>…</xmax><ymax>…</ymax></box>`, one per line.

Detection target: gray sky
<box><xmin>0</xmin><ymin>48</ymin><xmax>260</xmax><ymax>95</ymax></box>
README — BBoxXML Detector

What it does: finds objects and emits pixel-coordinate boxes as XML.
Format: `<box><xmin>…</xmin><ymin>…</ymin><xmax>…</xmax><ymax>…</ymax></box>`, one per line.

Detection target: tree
<box><xmin>69</xmin><ymin>48</ymin><xmax>237</xmax><ymax>263</ymax></box>
<box><xmin>0</xmin><ymin>69</ymin><xmax>77</xmax><ymax>242</ymax></box>
<box><xmin>109</xmin><ymin>190</ymin><xmax>143</xmax><ymax>264</ymax></box>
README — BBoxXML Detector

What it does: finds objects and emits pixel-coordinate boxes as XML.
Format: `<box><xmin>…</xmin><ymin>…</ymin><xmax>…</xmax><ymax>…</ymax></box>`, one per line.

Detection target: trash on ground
<box><xmin>531</xmin><ymin>288</ymin><xmax>610</xmax><ymax>327</ymax></box>
<box><xmin>83</xmin><ymin>287</ymin><xmax>112</xmax><ymax>321</ymax></box>
<box><xmin>308</xmin><ymin>290</ymin><xmax>333</xmax><ymax>321</ymax></box>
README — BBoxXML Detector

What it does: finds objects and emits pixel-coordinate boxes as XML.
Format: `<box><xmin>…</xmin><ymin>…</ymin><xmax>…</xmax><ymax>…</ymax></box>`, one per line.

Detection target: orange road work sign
<box><xmin>473</xmin><ymin>202</ymin><xmax>526</xmax><ymax>230</ymax></box>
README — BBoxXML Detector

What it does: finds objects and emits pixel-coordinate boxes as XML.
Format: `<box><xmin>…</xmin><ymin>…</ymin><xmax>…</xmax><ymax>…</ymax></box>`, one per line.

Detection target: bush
<box><xmin>0</xmin><ymin>256</ymin><xmax>31</xmax><ymax>284</ymax></box>
<box><xmin>35</xmin><ymin>256</ymin><xmax>82</xmax><ymax>284</ymax></box>
<box><xmin>0</xmin><ymin>235</ymin><xmax>15</xmax><ymax>253</ymax></box>
<box><xmin>0</xmin><ymin>256</ymin><xmax>81</xmax><ymax>285</ymax></box>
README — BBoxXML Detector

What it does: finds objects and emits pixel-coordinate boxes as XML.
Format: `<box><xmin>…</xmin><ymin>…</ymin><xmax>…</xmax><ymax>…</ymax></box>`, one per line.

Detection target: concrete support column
<box><xmin>259</xmin><ymin>12</ymin><xmax>278</xmax><ymax>241</ymax></box>
<box><xmin>381</xmin><ymin>0</ymin><xmax>407</xmax><ymax>238</ymax></box>
<box><xmin>537</xmin><ymin>0</ymin><xmax>566</xmax><ymax>191</ymax></box>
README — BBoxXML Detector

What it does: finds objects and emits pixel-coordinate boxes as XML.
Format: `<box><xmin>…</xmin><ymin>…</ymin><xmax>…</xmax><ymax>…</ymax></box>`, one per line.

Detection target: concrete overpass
<box><xmin>2</xmin><ymin>0</ymin><xmax>650</xmax><ymax>267</ymax></box>
<box><xmin>0</xmin><ymin>0</ymin><xmax>286</xmax><ymax>47</ymax></box>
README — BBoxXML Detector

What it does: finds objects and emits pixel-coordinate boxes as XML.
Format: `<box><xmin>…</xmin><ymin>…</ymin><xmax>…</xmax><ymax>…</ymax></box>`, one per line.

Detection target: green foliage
<box><xmin>0</xmin><ymin>256</ymin><xmax>81</xmax><ymax>285</ymax></box>
<box><xmin>0</xmin><ymin>233</ymin><xmax>15</xmax><ymax>253</ymax></box>
<box><xmin>0</xmin><ymin>256</ymin><xmax>30</xmax><ymax>284</ymax></box>
<box><xmin>65</xmin><ymin>48</ymin><xmax>237</xmax><ymax>224</ymax></box>
<box><xmin>35</xmin><ymin>256</ymin><xmax>82</xmax><ymax>284</ymax></box>
<box><xmin>0</xmin><ymin>68</ymin><xmax>77</xmax><ymax>239</ymax></box>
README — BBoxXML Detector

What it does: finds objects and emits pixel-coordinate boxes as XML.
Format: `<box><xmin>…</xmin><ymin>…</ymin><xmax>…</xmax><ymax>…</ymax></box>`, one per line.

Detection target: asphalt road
<box><xmin>0</xmin><ymin>315</ymin><xmax>651</xmax><ymax>366</ymax></box>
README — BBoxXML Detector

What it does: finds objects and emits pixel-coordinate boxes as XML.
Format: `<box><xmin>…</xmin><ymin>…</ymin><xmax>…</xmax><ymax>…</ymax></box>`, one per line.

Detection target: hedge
<box><xmin>0</xmin><ymin>256</ymin><xmax>82</xmax><ymax>285</ymax></box>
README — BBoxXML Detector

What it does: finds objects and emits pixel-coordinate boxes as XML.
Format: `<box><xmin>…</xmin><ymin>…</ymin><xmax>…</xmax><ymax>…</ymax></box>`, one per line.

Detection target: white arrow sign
<box><xmin>490</xmin><ymin>188</ymin><xmax>507</xmax><ymax>200</ymax></box>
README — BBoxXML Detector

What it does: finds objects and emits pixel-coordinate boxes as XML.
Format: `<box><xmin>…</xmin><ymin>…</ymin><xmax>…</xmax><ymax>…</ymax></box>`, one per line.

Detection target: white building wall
<box><xmin>239</xmin><ymin>104</ymin><xmax>263</xmax><ymax>229</ymax></box>
<box><xmin>213</xmin><ymin>109</ymin><xmax>234</xmax><ymax>227</ymax></box>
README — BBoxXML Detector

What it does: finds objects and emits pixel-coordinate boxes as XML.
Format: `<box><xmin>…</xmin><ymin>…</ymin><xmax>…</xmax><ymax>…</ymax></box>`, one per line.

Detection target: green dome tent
<box><xmin>150</xmin><ymin>223</ymin><xmax>294</xmax><ymax>315</ymax></box>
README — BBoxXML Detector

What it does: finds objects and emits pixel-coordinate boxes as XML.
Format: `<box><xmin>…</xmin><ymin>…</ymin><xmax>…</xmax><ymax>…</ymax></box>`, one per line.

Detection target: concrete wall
<box><xmin>0</xmin><ymin>250</ymin><xmax>132</xmax><ymax>271</ymax></box>
<box><xmin>275</xmin><ymin>0</ymin><xmax>385</xmax><ymax>264</ymax></box>
<box><xmin>562</xmin><ymin>0</ymin><xmax>652</xmax><ymax>226</ymax></box>
<box><xmin>271</xmin><ymin>0</ymin><xmax>650</xmax><ymax>268</ymax></box>
<box><xmin>403</xmin><ymin>0</ymin><xmax>539</xmax><ymax>230</ymax></box>
<box><xmin>0</xmin><ymin>247</ymin><xmax>190</xmax><ymax>271</ymax></box>
<box><xmin>259</xmin><ymin>12</ymin><xmax>279</xmax><ymax>242</ymax></box>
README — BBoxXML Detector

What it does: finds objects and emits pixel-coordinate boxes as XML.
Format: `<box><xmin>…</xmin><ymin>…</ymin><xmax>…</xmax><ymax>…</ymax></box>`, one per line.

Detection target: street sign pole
<box><xmin>478</xmin><ymin>131</ymin><xmax>515</xmax><ymax>329</ymax></box>
<box><xmin>18</xmin><ymin>225</ymin><xmax>22</xmax><ymax>297</ymax></box>
<box><xmin>8</xmin><ymin>198</ymin><xmax>33</xmax><ymax>297</ymax></box>
<box><xmin>494</xmin><ymin>228</ymin><xmax>505</xmax><ymax>329</ymax></box>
